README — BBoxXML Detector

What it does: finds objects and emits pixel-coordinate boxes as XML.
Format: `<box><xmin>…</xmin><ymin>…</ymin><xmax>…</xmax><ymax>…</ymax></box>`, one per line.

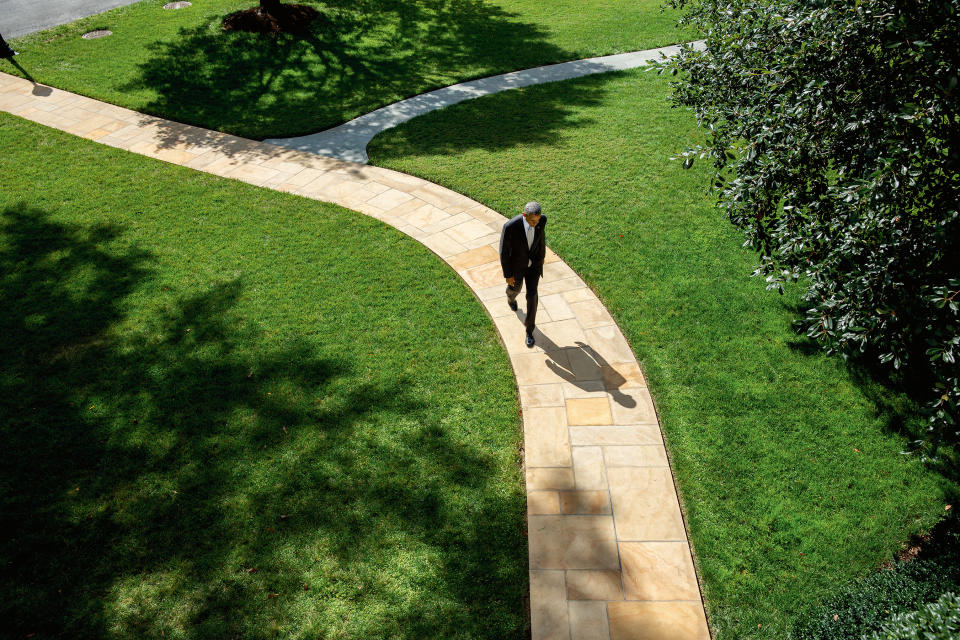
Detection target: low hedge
<box><xmin>869</xmin><ymin>592</ymin><xmax>960</xmax><ymax>640</ymax></box>
<box><xmin>792</xmin><ymin>516</ymin><xmax>960</xmax><ymax>640</ymax></box>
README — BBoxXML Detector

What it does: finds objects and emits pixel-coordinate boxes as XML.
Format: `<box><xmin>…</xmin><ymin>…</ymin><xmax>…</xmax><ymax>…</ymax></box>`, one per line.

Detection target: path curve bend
<box><xmin>264</xmin><ymin>41</ymin><xmax>705</xmax><ymax>164</ymax></box>
<box><xmin>1</xmin><ymin>53</ymin><xmax>710</xmax><ymax>640</ymax></box>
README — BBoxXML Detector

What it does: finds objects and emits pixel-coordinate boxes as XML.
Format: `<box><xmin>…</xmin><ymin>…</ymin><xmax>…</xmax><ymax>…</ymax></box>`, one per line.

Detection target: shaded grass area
<box><xmin>0</xmin><ymin>112</ymin><xmax>526</xmax><ymax>639</ymax></box>
<box><xmin>366</xmin><ymin>69</ymin><xmax>960</xmax><ymax>640</ymax></box>
<box><xmin>3</xmin><ymin>0</ymin><xmax>692</xmax><ymax>139</ymax></box>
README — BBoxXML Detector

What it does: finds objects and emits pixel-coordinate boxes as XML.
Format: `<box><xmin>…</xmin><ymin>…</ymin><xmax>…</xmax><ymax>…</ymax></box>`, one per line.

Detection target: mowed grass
<box><xmin>366</xmin><ymin>69</ymin><xmax>959</xmax><ymax>639</ymax></box>
<box><xmin>0</xmin><ymin>112</ymin><xmax>527</xmax><ymax>639</ymax></box>
<box><xmin>4</xmin><ymin>0</ymin><xmax>693</xmax><ymax>139</ymax></box>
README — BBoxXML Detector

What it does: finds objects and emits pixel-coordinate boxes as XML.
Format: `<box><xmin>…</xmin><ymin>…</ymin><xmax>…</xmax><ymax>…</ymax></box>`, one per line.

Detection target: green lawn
<box><xmin>366</xmin><ymin>68</ymin><xmax>959</xmax><ymax>639</ymax></box>
<box><xmin>0</xmin><ymin>112</ymin><xmax>527</xmax><ymax>639</ymax></box>
<box><xmin>5</xmin><ymin>0</ymin><xmax>692</xmax><ymax>139</ymax></box>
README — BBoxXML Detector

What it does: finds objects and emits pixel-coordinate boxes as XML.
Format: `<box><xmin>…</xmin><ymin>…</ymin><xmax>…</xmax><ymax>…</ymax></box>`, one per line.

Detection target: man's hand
<box><xmin>505</xmin><ymin>276</ymin><xmax>515</xmax><ymax>286</ymax></box>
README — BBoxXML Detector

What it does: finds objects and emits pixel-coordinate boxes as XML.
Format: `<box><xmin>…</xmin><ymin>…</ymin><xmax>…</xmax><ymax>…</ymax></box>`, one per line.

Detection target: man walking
<box><xmin>0</xmin><ymin>33</ymin><xmax>17</xmax><ymax>58</ymax></box>
<box><xmin>500</xmin><ymin>201</ymin><xmax>547</xmax><ymax>347</ymax></box>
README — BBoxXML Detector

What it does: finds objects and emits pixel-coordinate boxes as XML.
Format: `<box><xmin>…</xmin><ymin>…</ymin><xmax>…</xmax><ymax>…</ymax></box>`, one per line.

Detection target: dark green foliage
<box><xmin>661</xmin><ymin>0</ymin><xmax>960</xmax><ymax>450</ymax></box>
<box><xmin>870</xmin><ymin>592</ymin><xmax>960</xmax><ymax>640</ymax></box>
<box><xmin>792</xmin><ymin>516</ymin><xmax>960</xmax><ymax>640</ymax></box>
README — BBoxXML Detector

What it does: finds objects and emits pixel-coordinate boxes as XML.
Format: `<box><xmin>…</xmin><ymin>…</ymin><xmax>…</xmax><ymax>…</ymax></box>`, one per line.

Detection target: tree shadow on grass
<box><xmin>0</xmin><ymin>204</ymin><xmax>526</xmax><ymax>638</ymax></box>
<box><xmin>780</xmin><ymin>298</ymin><xmax>958</xmax><ymax>487</ymax></box>
<box><xmin>366</xmin><ymin>71</ymin><xmax>611</xmax><ymax>162</ymax></box>
<box><xmin>125</xmin><ymin>0</ymin><xmax>580</xmax><ymax>146</ymax></box>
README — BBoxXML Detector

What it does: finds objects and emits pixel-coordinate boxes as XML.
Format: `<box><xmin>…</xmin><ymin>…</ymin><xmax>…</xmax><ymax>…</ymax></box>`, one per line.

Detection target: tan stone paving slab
<box><xmin>566</xmin><ymin>397</ymin><xmax>613</xmax><ymax>426</ymax></box>
<box><xmin>584</xmin><ymin>325</ymin><xmax>636</xmax><ymax>364</ymax></box>
<box><xmin>462</xmin><ymin>231</ymin><xmax>502</xmax><ymax>251</ymax></box>
<box><xmin>403</xmin><ymin>203</ymin><xmax>450</xmax><ymax>229</ymax></box>
<box><xmin>603</xmin><ymin>446</ymin><xmax>669</xmax><ymax>468</ymax></box>
<box><xmin>201</xmin><ymin>154</ymin><xmax>246</xmax><ymax>176</ymax></box>
<box><xmin>528</xmin><ymin>515</ymin><xmax>619</xmax><ymax>570</ymax></box>
<box><xmin>528</xmin><ymin>491</ymin><xmax>561</xmax><ymax>515</ymax></box>
<box><xmin>262</xmin><ymin>170</ymin><xmax>299</xmax><ymax>190</ymax></box>
<box><xmin>540</xmin><ymin>276</ymin><xmax>588</xmax><ymax>296</ymax></box>
<box><xmin>421</xmin><ymin>230</ymin><xmax>467</xmax><ymax>258</ymax></box>
<box><xmin>448</xmin><ymin>245</ymin><xmax>499</xmax><ymax>271</ymax></box>
<box><xmin>536</xmin><ymin>318</ymin><xmax>587</xmax><ymax>348</ymax></box>
<box><xmin>446</xmin><ymin>218</ymin><xmax>496</xmax><ymax>245</ymax></box>
<box><xmin>541</xmin><ymin>293</ymin><xmax>577</xmax><ymax>321</ymax></box>
<box><xmin>476</xmin><ymin>282</ymin><xmax>510</xmax><ymax>302</ymax></box>
<box><xmin>602</xmin><ymin>362</ymin><xmax>647</xmax><ymax>389</ymax></box>
<box><xmin>422</xmin><ymin>211</ymin><xmax>474</xmax><ymax>235</ymax></box>
<box><xmin>570</xmin><ymin>601</ymin><xmax>611</xmax><ymax>640</ymax></box>
<box><xmin>82</xmin><ymin>128</ymin><xmax>112</xmax><ymax>141</ymax></box>
<box><xmin>468</xmin><ymin>205</ymin><xmax>508</xmax><ymax>227</ymax></box>
<box><xmin>526</xmin><ymin>467</ymin><xmax>575</xmax><ymax>491</ymax></box>
<box><xmin>313</xmin><ymin>180</ymin><xmax>382</xmax><ymax>203</ymax></box>
<box><xmin>562</xmin><ymin>380</ymin><xmax>609</xmax><ymax>399</ymax></box>
<box><xmin>530</xmin><ymin>571</ymin><xmax>570</xmax><ymax>640</ymax></box>
<box><xmin>0</xmin><ymin>92</ymin><xmax>32</xmax><ymax>109</ymax></box>
<box><xmin>608</xmin><ymin>602</ymin><xmax>710</xmax><ymax>640</ymax></box>
<box><xmin>366</xmin><ymin>187</ymin><xmax>413</xmax><ymax>210</ymax></box>
<box><xmin>153</xmin><ymin>147</ymin><xmax>200</xmax><ymax>165</ymax></box>
<box><xmin>543</xmin><ymin>260</ymin><xmax>578</xmax><ymax>281</ymax></box>
<box><xmin>183</xmin><ymin>150</ymin><xmax>228</xmax><ymax>170</ymax></box>
<box><xmin>610</xmin><ymin>387</ymin><xmax>658</xmax><ymax>424</ymax></box>
<box><xmin>99</xmin><ymin>123</ymin><xmax>144</xmax><ymax>142</ymax></box>
<box><xmin>567</xmin><ymin>570</ymin><xmax>624</xmax><ymax>601</ymax></box>
<box><xmin>494</xmin><ymin>315</ymin><xmax>544</xmax><ymax>355</ymax></box>
<box><xmin>560</xmin><ymin>491</ymin><xmax>611</xmax><ymax>515</ymax></box>
<box><xmin>571</xmin><ymin>299</ymin><xmax>616</xmax><ymax>328</ymax></box>
<box><xmin>620</xmin><ymin>541</ymin><xmax>700</xmax><ymax>601</ymax></box>
<box><xmin>572</xmin><ymin>446</ymin><xmax>607</xmax><ymax>490</ymax></box>
<box><xmin>128</xmin><ymin>140</ymin><xmax>161</xmax><ymax>156</ymax></box>
<box><xmin>519</xmin><ymin>384</ymin><xmax>565</xmax><ymax>408</ymax></box>
<box><xmin>512</xmin><ymin>350</ymin><xmax>574</xmax><ymax>386</ymax></box>
<box><xmin>608</xmin><ymin>467</ymin><xmax>686</xmax><ymax>541</ymax></box>
<box><xmin>367</xmin><ymin>167</ymin><xmax>426</xmax><ymax>192</ymax></box>
<box><xmin>29</xmin><ymin>100</ymin><xmax>67</xmax><ymax>113</ymax></box>
<box><xmin>63</xmin><ymin>117</ymin><xmax>114</xmax><ymax>136</ymax></box>
<box><xmin>348</xmin><ymin>200</ymin><xmax>388</xmax><ymax>219</ymax></box>
<box><xmin>566</xmin><ymin>348</ymin><xmax>608</xmax><ymax>382</ymax></box>
<box><xmin>464</xmin><ymin>261</ymin><xmax>506</xmax><ymax>290</ymax></box>
<box><xmin>569</xmin><ymin>425</ymin><xmax>663</xmax><ymax>446</ymax></box>
<box><xmin>283</xmin><ymin>167</ymin><xmax>329</xmax><ymax>188</ymax></box>
<box><xmin>522</xmin><ymin>407</ymin><xmax>571</xmax><ymax>468</ymax></box>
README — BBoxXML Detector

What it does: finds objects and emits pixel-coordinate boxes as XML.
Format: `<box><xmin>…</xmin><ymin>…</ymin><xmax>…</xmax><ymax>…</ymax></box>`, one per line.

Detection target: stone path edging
<box><xmin>264</xmin><ymin>41</ymin><xmax>705</xmax><ymax>163</ymax></box>
<box><xmin>0</xmin><ymin>63</ymin><xmax>710</xmax><ymax>640</ymax></box>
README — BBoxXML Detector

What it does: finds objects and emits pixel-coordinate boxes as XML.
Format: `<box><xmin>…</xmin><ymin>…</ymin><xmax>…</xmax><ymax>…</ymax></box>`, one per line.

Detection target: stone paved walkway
<box><xmin>0</xmin><ymin>66</ymin><xmax>710</xmax><ymax>640</ymax></box>
<box><xmin>265</xmin><ymin>41</ymin><xmax>705</xmax><ymax>163</ymax></box>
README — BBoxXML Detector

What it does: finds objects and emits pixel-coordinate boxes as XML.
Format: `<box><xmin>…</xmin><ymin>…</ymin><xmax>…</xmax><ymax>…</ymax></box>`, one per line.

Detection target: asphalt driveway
<box><xmin>1</xmin><ymin>0</ymin><xmax>141</xmax><ymax>39</ymax></box>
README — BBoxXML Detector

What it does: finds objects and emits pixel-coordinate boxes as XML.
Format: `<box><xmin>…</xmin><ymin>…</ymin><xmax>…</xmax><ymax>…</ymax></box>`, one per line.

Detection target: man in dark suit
<box><xmin>0</xmin><ymin>33</ymin><xmax>17</xmax><ymax>58</ymax></box>
<box><xmin>500</xmin><ymin>201</ymin><xmax>547</xmax><ymax>347</ymax></box>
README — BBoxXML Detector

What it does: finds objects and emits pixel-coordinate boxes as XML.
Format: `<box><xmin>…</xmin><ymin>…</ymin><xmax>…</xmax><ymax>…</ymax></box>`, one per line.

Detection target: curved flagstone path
<box><xmin>1</xmin><ymin>58</ymin><xmax>710</xmax><ymax>640</ymax></box>
<box><xmin>264</xmin><ymin>41</ymin><xmax>705</xmax><ymax>164</ymax></box>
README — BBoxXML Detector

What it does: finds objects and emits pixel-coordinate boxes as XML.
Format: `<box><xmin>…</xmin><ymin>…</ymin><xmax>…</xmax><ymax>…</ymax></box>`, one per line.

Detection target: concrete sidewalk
<box><xmin>266</xmin><ymin>41</ymin><xmax>705</xmax><ymax>164</ymax></box>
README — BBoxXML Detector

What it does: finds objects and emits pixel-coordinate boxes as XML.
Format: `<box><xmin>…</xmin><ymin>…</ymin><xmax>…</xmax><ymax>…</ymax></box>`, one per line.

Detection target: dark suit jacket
<box><xmin>500</xmin><ymin>214</ymin><xmax>547</xmax><ymax>279</ymax></box>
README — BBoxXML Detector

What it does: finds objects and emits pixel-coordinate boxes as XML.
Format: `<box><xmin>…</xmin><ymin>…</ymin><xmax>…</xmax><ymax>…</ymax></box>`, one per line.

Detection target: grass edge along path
<box><xmin>0</xmin><ymin>73</ymin><xmax>711</xmax><ymax>639</ymax></box>
<box><xmin>0</xmin><ymin>111</ymin><xmax>527</xmax><ymax>638</ymax></box>
<box><xmin>4</xmin><ymin>0</ymin><xmax>694</xmax><ymax>139</ymax></box>
<box><xmin>364</xmin><ymin>67</ymin><xmax>958</xmax><ymax>640</ymax></box>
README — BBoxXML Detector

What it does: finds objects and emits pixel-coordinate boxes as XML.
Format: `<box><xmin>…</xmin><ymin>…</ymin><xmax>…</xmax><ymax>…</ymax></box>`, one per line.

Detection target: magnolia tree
<box><xmin>660</xmin><ymin>0</ymin><xmax>959</xmax><ymax>451</ymax></box>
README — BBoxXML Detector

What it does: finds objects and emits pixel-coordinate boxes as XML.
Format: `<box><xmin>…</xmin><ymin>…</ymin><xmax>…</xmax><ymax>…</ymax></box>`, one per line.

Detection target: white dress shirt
<box><xmin>523</xmin><ymin>216</ymin><xmax>535</xmax><ymax>267</ymax></box>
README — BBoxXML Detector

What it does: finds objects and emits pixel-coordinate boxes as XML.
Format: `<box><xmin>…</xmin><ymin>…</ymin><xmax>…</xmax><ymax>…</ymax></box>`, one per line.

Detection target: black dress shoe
<box><xmin>508</xmin><ymin>300</ymin><xmax>518</xmax><ymax>311</ymax></box>
<box><xmin>525</xmin><ymin>334</ymin><xmax>535</xmax><ymax>347</ymax></box>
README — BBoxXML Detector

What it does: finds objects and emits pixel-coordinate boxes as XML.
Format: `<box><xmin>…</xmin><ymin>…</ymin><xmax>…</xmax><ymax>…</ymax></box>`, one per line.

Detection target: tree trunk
<box><xmin>260</xmin><ymin>0</ymin><xmax>282</xmax><ymax>13</ymax></box>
